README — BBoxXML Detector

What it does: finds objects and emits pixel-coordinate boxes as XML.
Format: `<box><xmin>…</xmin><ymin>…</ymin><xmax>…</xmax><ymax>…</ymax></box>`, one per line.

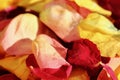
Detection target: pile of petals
<box><xmin>0</xmin><ymin>0</ymin><xmax>120</xmax><ymax>80</ymax></box>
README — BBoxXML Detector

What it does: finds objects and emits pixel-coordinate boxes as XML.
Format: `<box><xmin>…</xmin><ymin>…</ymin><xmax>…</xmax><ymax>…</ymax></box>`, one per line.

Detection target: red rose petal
<box><xmin>0</xmin><ymin>19</ymin><xmax>11</xmax><ymax>31</ymax></box>
<box><xmin>97</xmin><ymin>0</ymin><xmax>120</xmax><ymax>29</ymax></box>
<box><xmin>67</xmin><ymin>39</ymin><xmax>101</xmax><ymax>69</ymax></box>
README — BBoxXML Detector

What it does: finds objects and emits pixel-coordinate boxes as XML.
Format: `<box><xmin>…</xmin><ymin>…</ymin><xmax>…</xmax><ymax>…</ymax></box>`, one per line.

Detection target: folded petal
<box><xmin>0</xmin><ymin>55</ymin><xmax>30</xmax><ymax>80</ymax></box>
<box><xmin>31</xmin><ymin>34</ymin><xmax>72</xmax><ymax>80</ymax></box>
<box><xmin>0</xmin><ymin>13</ymin><xmax>38</xmax><ymax>56</ymax></box>
<box><xmin>40</xmin><ymin>1</ymin><xmax>82</xmax><ymax>42</ymax></box>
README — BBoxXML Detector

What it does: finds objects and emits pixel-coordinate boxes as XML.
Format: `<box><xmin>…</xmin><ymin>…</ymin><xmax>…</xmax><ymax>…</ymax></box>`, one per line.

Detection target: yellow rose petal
<box><xmin>74</xmin><ymin>0</ymin><xmax>111</xmax><ymax>16</ymax></box>
<box><xmin>18</xmin><ymin>0</ymin><xmax>53</xmax><ymax>12</ymax></box>
<box><xmin>0</xmin><ymin>55</ymin><xmax>30</xmax><ymax>80</ymax></box>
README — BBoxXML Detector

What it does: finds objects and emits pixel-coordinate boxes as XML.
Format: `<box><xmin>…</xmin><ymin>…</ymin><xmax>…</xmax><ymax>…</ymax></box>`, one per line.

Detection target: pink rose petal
<box><xmin>30</xmin><ymin>34</ymin><xmax>72</xmax><ymax>80</ymax></box>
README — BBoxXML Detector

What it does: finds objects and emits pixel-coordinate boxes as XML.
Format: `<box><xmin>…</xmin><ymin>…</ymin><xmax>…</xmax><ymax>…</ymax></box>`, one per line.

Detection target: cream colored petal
<box><xmin>0</xmin><ymin>13</ymin><xmax>38</xmax><ymax>51</ymax></box>
<box><xmin>40</xmin><ymin>3</ymin><xmax>82</xmax><ymax>42</ymax></box>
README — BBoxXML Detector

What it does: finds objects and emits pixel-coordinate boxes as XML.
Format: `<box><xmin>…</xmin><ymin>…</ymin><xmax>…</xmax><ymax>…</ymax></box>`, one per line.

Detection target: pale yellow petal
<box><xmin>74</xmin><ymin>0</ymin><xmax>111</xmax><ymax>16</ymax></box>
<box><xmin>18</xmin><ymin>0</ymin><xmax>53</xmax><ymax>12</ymax></box>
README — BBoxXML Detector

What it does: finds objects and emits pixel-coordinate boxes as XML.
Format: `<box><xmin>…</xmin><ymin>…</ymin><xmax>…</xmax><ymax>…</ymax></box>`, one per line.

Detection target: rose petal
<box><xmin>18</xmin><ymin>0</ymin><xmax>53</xmax><ymax>12</ymax></box>
<box><xmin>40</xmin><ymin>1</ymin><xmax>82</xmax><ymax>42</ymax></box>
<box><xmin>67</xmin><ymin>39</ymin><xmax>101</xmax><ymax>69</ymax></box>
<box><xmin>0</xmin><ymin>55</ymin><xmax>30</xmax><ymax>80</ymax></box>
<box><xmin>0</xmin><ymin>19</ymin><xmax>11</xmax><ymax>31</ymax></box>
<box><xmin>31</xmin><ymin>34</ymin><xmax>72</xmax><ymax>80</ymax></box>
<box><xmin>6</xmin><ymin>39</ymin><xmax>32</xmax><ymax>56</ymax></box>
<box><xmin>0</xmin><ymin>13</ymin><xmax>38</xmax><ymax>56</ymax></box>
<box><xmin>74</xmin><ymin>0</ymin><xmax>111</xmax><ymax>16</ymax></box>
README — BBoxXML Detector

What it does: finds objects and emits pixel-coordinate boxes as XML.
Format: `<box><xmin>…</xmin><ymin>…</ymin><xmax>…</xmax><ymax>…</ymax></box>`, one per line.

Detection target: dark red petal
<box><xmin>67</xmin><ymin>39</ymin><xmax>101</xmax><ymax>69</ymax></box>
<box><xmin>114</xmin><ymin>19</ymin><xmax>120</xmax><ymax>29</ymax></box>
<box><xmin>0</xmin><ymin>73</ymin><xmax>20</xmax><ymax>80</ymax></box>
<box><xmin>101</xmin><ymin>56</ymin><xmax>110</xmax><ymax>64</ymax></box>
<box><xmin>0</xmin><ymin>19</ymin><xmax>11</xmax><ymax>31</ymax></box>
<box><xmin>0</xmin><ymin>10</ymin><xmax>7</xmax><ymax>21</ymax></box>
<box><xmin>97</xmin><ymin>0</ymin><xmax>120</xmax><ymax>29</ymax></box>
<box><xmin>26</xmin><ymin>54</ymin><xmax>39</xmax><ymax>68</ymax></box>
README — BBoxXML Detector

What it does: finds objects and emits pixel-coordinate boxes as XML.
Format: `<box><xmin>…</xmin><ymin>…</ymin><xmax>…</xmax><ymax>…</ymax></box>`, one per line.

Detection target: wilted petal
<box><xmin>0</xmin><ymin>55</ymin><xmax>30</xmax><ymax>80</ymax></box>
<box><xmin>31</xmin><ymin>34</ymin><xmax>72</xmax><ymax>80</ymax></box>
<box><xmin>0</xmin><ymin>13</ymin><xmax>38</xmax><ymax>55</ymax></box>
<box><xmin>40</xmin><ymin>1</ymin><xmax>82</xmax><ymax>42</ymax></box>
